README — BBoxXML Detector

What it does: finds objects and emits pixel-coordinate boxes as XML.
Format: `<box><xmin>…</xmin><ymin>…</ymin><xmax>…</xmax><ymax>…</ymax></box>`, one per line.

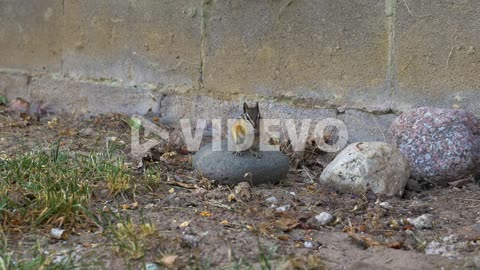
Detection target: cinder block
<box><xmin>338</xmin><ymin>109</ymin><xmax>396</xmax><ymax>143</ymax></box>
<box><xmin>27</xmin><ymin>76</ymin><xmax>158</xmax><ymax>115</ymax></box>
<box><xmin>204</xmin><ymin>0</ymin><xmax>388</xmax><ymax>100</ymax></box>
<box><xmin>0</xmin><ymin>0</ymin><xmax>63</xmax><ymax>72</ymax></box>
<box><xmin>0</xmin><ymin>73</ymin><xmax>29</xmax><ymax>101</ymax></box>
<box><xmin>395</xmin><ymin>0</ymin><xmax>480</xmax><ymax>112</ymax></box>
<box><xmin>63</xmin><ymin>0</ymin><xmax>202</xmax><ymax>92</ymax></box>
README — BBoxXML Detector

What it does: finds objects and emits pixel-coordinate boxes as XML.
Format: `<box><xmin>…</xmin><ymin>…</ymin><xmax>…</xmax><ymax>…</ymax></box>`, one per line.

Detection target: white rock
<box><xmin>265</xmin><ymin>196</ymin><xmax>278</xmax><ymax>204</ymax></box>
<box><xmin>425</xmin><ymin>239</ymin><xmax>464</xmax><ymax>258</ymax></box>
<box><xmin>307</xmin><ymin>212</ymin><xmax>334</xmax><ymax>229</ymax></box>
<box><xmin>304</xmin><ymin>241</ymin><xmax>313</xmax><ymax>248</ymax></box>
<box><xmin>315</xmin><ymin>212</ymin><xmax>334</xmax><ymax>226</ymax></box>
<box><xmin>408</xmin><ymin>214</ymin><xmax>433</xmax><ymax>229</ymax></box>
<box><xmin>275</xmin><ymin>205</ymin><xmax>290</xmax><ymax>212</ymax></box>
<box><xmin>379</xmin><ymin>202</ymin><xmax>393</xmax><ymax>210</ymax></box>
<box><xmin>319</xmin><ymin>142</ymin><xmax>410</xmax><ymax>197</ymax></box>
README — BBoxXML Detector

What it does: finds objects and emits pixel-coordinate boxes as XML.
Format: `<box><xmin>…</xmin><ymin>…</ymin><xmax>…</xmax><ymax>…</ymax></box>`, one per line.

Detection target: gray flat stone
<box><xmin>193</xmin><ymin>141</ymin><xmax>289</xmax><ymax>185</ymax></box>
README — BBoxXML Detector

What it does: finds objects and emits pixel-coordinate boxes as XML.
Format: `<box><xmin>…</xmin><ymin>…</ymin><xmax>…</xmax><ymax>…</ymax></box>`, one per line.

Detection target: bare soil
<box><xmin>0</xmin><ymin>112</ymin><xmax>479</xmax><ymax>270</ymax></box>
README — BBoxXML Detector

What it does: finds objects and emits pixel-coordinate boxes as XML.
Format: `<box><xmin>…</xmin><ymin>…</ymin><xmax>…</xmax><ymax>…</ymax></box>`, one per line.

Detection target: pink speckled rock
<box><xmin>388</xmin><ymin>107</ymin><xmax>480</xmax><ymax>185</ymax></box>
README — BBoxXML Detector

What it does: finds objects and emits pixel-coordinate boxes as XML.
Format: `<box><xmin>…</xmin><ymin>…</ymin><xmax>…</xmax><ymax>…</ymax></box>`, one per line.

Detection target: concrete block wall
<box><xmin>1</xmin><ymin>0</ymin><xmax>479</xmax><ymax>141</ymax></box>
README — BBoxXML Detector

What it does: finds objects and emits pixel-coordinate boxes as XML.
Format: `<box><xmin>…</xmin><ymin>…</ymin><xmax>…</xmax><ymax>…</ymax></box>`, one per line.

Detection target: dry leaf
<box><xmin>179</xmin><ymin>221</ymin><xmax>190</xmax><ymax>228</ymax></box>
<box><xmin>48</xmin><ymin>117</ymin><xmax>59</xmax><ymax>128</ymax></box>
<box><xmin>7</xmin><ymin>98</ymin><xmax>30</xmax><ymax>113</ymax></box>
<box><xmin>60</xmin><ymin>128</ymin><xmax>77</xmax><ymax>136</ymax></box>
<box><xmin>161</xmin><ymin>151</ymin><xmax>177</xmax><ymax>160</ymax></box>
<box><xmin>120</xmin><ymin>202</ymin><xmax>139</xmax><ymax>210</ymax></box>
<box><xmin>200</xmin><ymin>211</ymin><xmax>212</xmax><ymax>217</ymax></box>
<box><xmin>220</xmin><ymin>220</ymin><xmax>229</xmax><ymax>225</ymax></box>
<box><xmin>275</xmin><ymin>217</ymin><xmax>300</xmax><ymax>232</ymax></box>
<box><xmin>160</xmin><ymin>255</ymin><xmax>178</xmax><ymax>269</ymax></box>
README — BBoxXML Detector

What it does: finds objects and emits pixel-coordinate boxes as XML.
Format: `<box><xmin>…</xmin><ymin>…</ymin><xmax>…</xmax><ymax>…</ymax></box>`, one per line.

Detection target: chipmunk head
<box><xmin>243</xmin><ymin>102</ymin><xmax>261</xmax><ymax>128</ymax></box>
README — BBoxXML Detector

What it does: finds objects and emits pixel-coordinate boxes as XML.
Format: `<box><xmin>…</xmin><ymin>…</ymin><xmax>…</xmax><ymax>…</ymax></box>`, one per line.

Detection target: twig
<box><xmin>302</xmin><ymin>165</ymin><xmax>315</xmax><ymax>183</ymax></box>
<box><xmin>207</xmin><ymin>201</ymin><xmax>234</xmax><ymax>211</ymax></box>
<box><xmin>448</xmin><ymin>177</ymin><xmax>473</xmax><ymax>187</ymax></box>
<box><xmin>166</xmin><ymin>180</ymin><xmax>197</xmax><ymax>189</ymax></box>
<box><xmin>446</xmin><ymin>46</ymin><xmax>455</xmax><ymax>68</ymax></box>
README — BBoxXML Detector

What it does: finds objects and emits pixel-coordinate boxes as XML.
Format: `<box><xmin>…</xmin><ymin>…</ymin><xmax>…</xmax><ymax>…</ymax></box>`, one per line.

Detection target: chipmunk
<box><xmin>231</xmin><ymin>102</ymin><xmax>262</xmax><ymax>158</ymax></box>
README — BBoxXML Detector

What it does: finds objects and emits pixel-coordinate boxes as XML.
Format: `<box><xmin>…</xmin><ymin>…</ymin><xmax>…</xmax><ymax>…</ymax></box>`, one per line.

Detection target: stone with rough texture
<box><xmin>307</xmin><ymin>212</ymin><xmax>334</xmax><ymax>229</ymax></box>
<box><xmin>319</xmin><ymin>142</ymin><xmax>410</xmax><ymax>197</ymax></box>
<box><xmin>388</xmin><ymin>107</ymin><xmax>480</xmax><ymax>185</ymax></box>
<box><xmin>408</xmin><ymin>214</ymin><xmax>433</xmax><ymax>230</ymax></box>
<box><xmin>193</xmin><ymin>141</ymin><xmax>289</xmax><ymax>186</ymax></box>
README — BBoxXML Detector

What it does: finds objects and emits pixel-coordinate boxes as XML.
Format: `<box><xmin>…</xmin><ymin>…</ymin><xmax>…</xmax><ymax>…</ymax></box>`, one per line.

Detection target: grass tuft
<box><xmin>0</xmin><ymin>142</ymin><xmax>132</xmax><ymax>228</ymax></box>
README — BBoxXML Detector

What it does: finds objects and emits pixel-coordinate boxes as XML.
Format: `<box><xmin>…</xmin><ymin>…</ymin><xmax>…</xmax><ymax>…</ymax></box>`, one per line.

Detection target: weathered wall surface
<box><xmin>0</xmin><ymin>0</ymin><xmax>479</xmax><ymax>141</ymax></box>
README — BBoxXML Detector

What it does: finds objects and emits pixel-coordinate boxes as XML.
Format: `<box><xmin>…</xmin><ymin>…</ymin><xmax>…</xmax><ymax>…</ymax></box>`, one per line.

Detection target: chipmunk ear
<box><xmin>255</xmin><ymin>102</ymin><xmax>259</xmax><ymax>109</ymax></box>
<box><xmin>243</xmin><ymin>102</ymin><xmax>248</xmax><ymax>112</ymax></box>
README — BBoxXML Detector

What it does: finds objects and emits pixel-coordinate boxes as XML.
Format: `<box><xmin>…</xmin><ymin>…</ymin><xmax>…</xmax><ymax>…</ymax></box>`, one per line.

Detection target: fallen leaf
<box><xmin>220</xmin><ymin>220</ymin><xmax>229</xmax><ymax>225</ymax></box>
<box><xmin>60</xmin><ymin>128</ymin><xmax>77</xmax><ymax>136</ymax></box>
<box><xmin>120</xmin><ymin>202</ymin><xmax>139</xmax><ymax>210</ymax></box>
<box><xmin>348</xmin><ymin>231</ymin><xmax>380</xmax><ymax>249</ymax></box>
<box><xmin>7</xmin><ymin>98</ymin><xmax>30</xmax><ymax>113</ymax></box>
<box><xmin>48</xmin><ymin>117</ymin><xmax>59</xmax><ymax>128</ymax></box>
<box><xmin>275</xmin><ymin>217</ymin><xmax>300</xmax><ymax>232</ymax></box>
<box><xmin>179</xmin><ymin>221</ymin><xmax>190</xmax><ymax>228</ymax></box>
<box><xmin>178</xmin><ymin>148</ymin><xmax>190</xmax><ymax>155</ymax></box>
<box><xmin>160</xmin><ymin>255</ymin><xmax>178</xmax><ymax>269</ymax></box>
<box><xmin>161</xmin><ymin>151</ymin><xmax>177</xmax><ymax>161</ymax></box>
<box><xmin>200</xmin><ymin>211</ymin><xmax>212</xmax><ymax>217</ymax></box>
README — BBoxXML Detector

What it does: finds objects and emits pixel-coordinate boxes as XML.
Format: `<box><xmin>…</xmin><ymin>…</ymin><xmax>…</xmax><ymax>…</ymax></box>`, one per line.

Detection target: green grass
<box><xmin>0</xmin><ymin>141</ymin><xmax>132</xmax><ymax>228</ymax></box>
<box><xmin>94</xmin><ymin>211</ymin><xmax>162</xmax><ymax>270</ymax></box>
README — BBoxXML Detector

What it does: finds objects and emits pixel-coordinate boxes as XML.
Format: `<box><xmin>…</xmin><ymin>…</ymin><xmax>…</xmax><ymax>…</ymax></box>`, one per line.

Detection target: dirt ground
<box><xmin>0</xmin><ymin>110</ymin><xmax>479</xmax><ymax>270</ymax></box>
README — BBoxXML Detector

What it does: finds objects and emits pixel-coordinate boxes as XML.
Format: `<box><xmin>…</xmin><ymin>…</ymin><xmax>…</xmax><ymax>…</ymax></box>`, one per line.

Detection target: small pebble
<box><xmin>275</xmin><ymin>205</ymin><xmax>290</xmax><ymax>212</ymax></box>
<box><xmin>408</xmin><ymin>214</ymin><xmax>433</xmax><ymax>229</ymax></box>
<box><xmin>379</xmin><ymin>202</ymin><xmax>393</xmax><ymax>210</ymax></box>
<box><xmin>181</xmin><ymin>233</ymin><xmax>200</xmax><ymax>247</ymax></box>
<box><xmin>145</xmin><ymin>263</ymin><xmax>159</xmax><ymax>270</ymax></box>
<box><xmin>314</xmin><ymin>212</ymin><xmax>334</xmax><ymax>226</ymax></box>
<box><xmin>307</xmin><ymin>212</ymin><xmax>334</xmax><ymax>229</ymax></box>
<box><xmin>265</xmin><ymin>196</ymin><xmax>278</xmax><ymax>204</ymax></box>
<box><xmin>304</xmin><ymin>241</ymin><xmax>313</xmax><ymax>248</ymax></box>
